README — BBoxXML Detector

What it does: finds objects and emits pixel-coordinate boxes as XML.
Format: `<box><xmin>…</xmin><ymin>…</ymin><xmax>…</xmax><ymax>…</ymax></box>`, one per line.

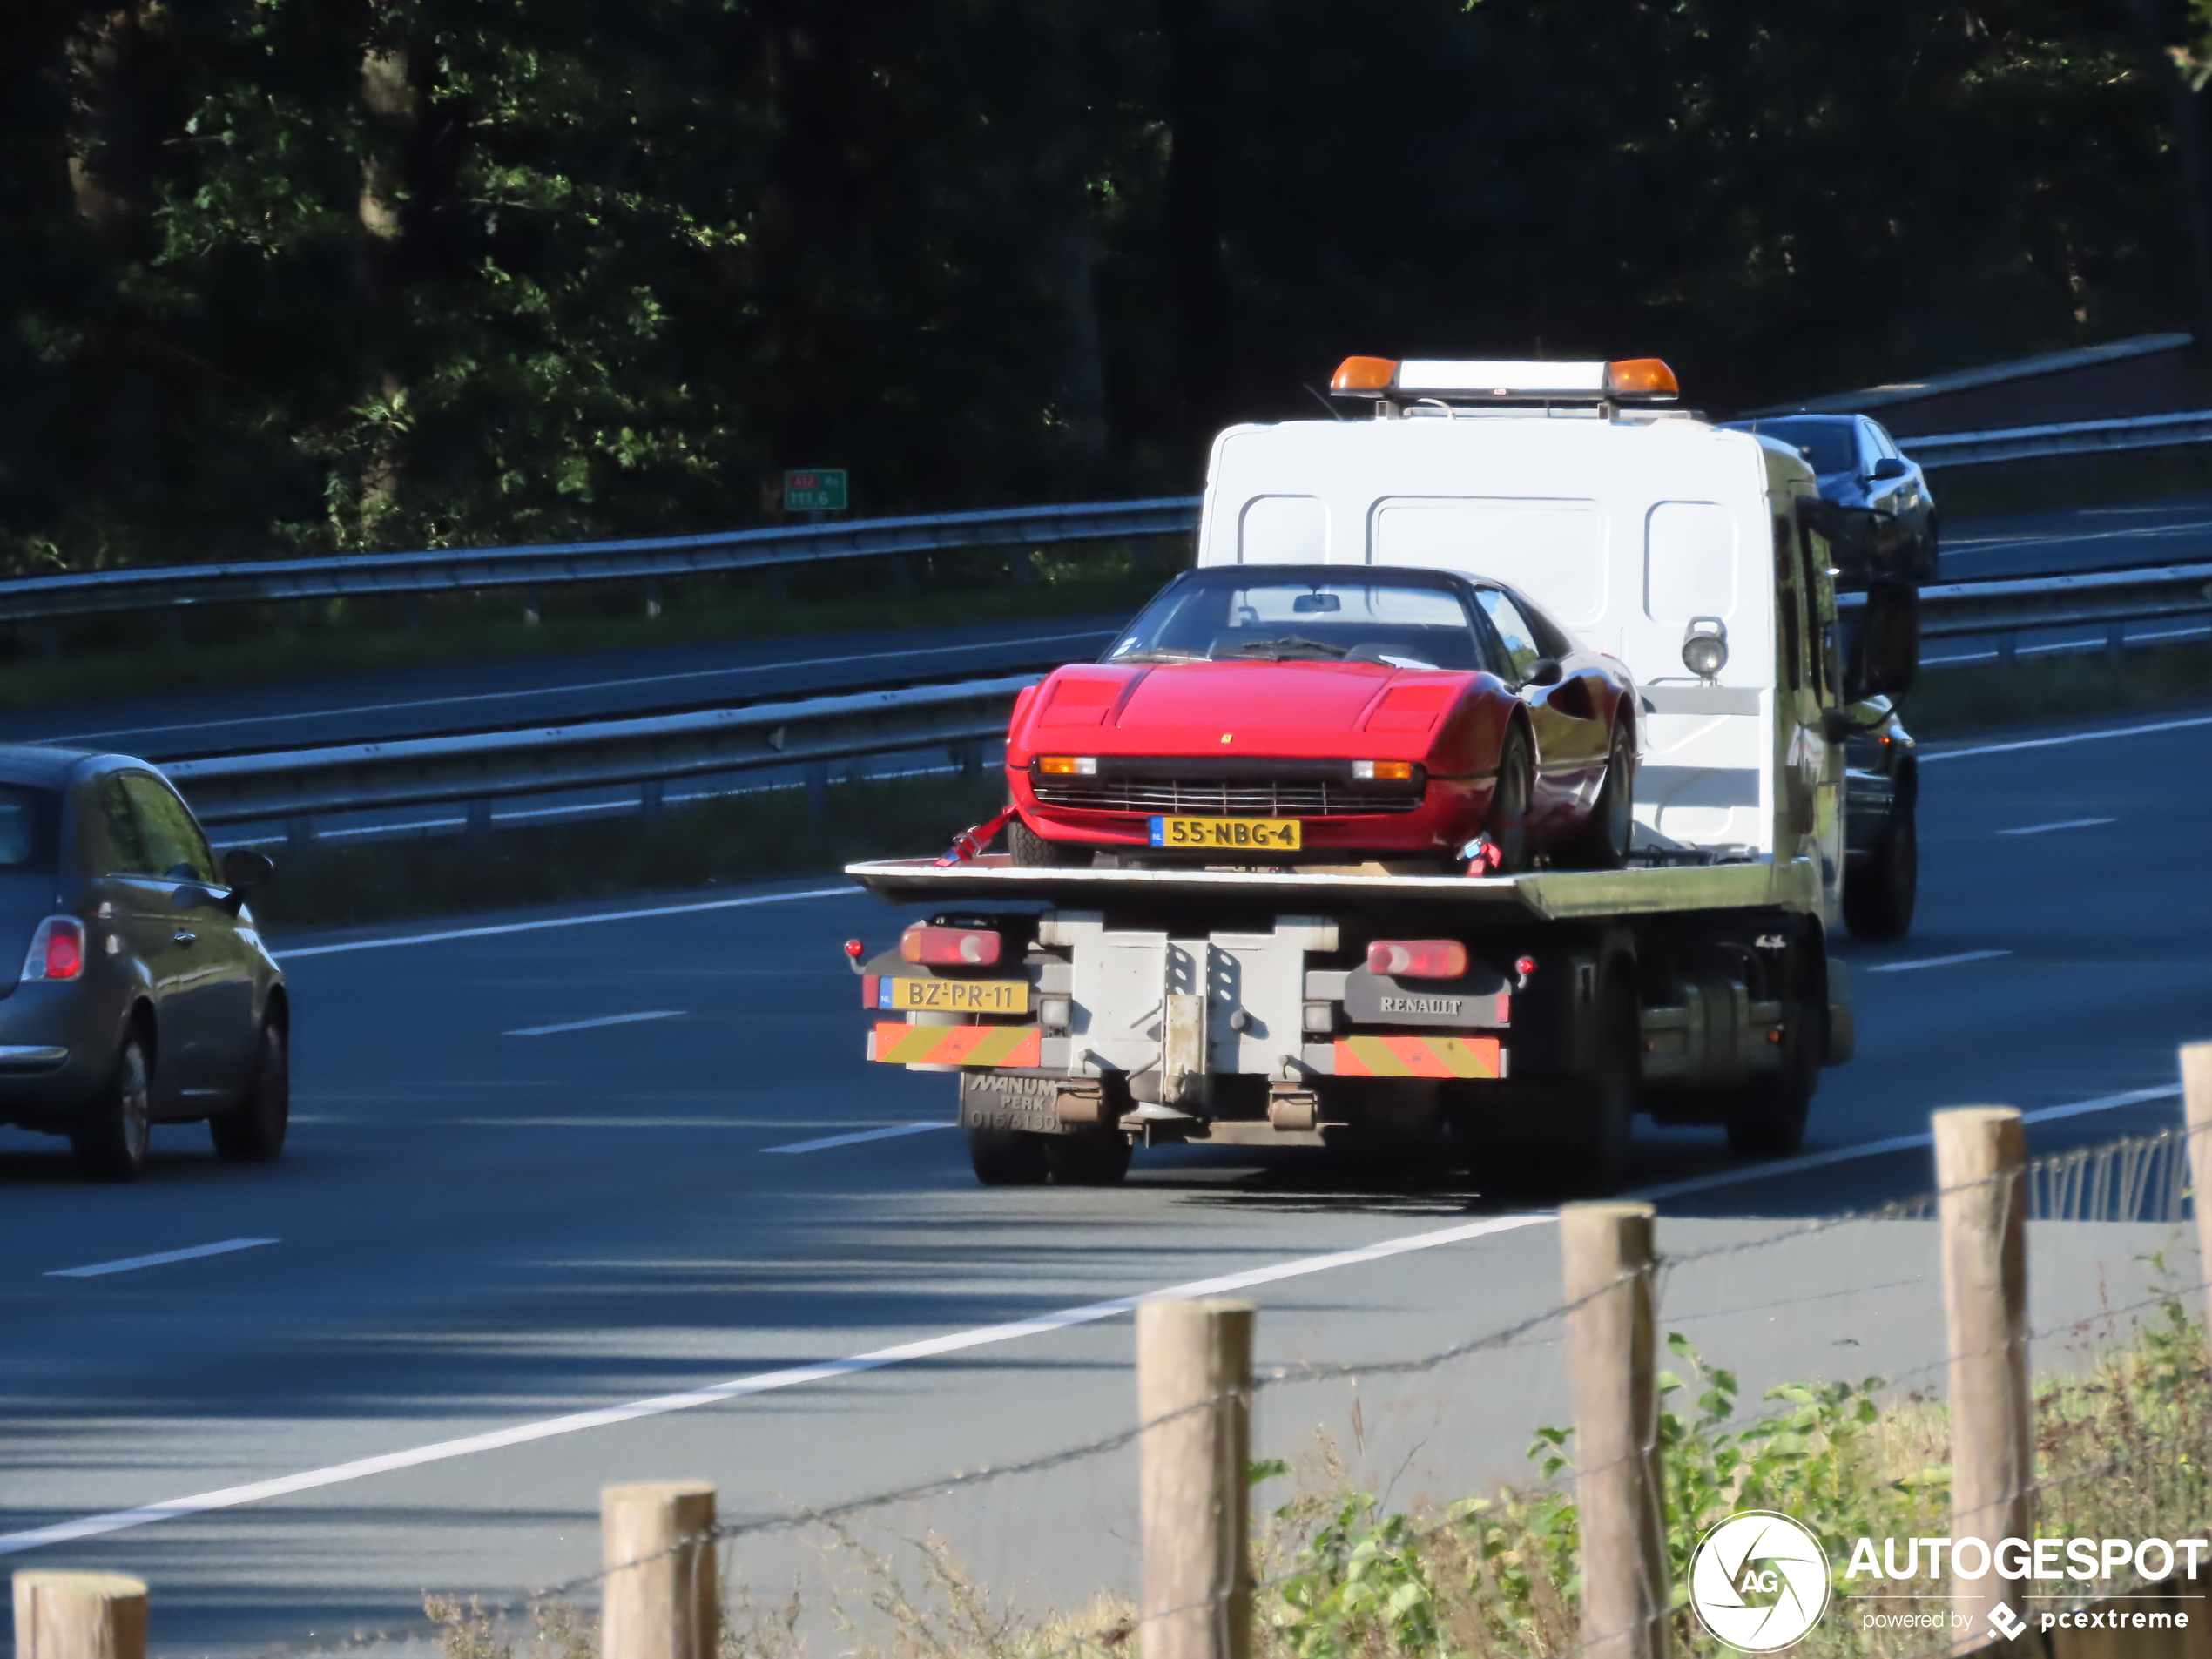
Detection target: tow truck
<box><xmin>845</xmin><ymin>356</ymin><xmax>1915</xmax><ymax>1190</ymax></box>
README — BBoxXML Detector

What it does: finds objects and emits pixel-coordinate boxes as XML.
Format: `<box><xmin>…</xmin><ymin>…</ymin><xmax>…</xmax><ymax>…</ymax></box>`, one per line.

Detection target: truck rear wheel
<box><xmin>1561</xmin><ymin>968</ymin><xmax>1637</xmax><ymax>1195</ymax></box>
<box><xmin>968</xmin><ymin>1126</ymin><xmax>1051</xmax><ymax>1184</ymax></box>
<box><xmin>1046</xmin><ymin>1132</ymin><xmax>1131</xmax><ymax>1185</ymax></box>
<box><xmin>1724</xmin><ymin>941</ymin><xmax>1824</xmax><ymax>1155</ymax></box>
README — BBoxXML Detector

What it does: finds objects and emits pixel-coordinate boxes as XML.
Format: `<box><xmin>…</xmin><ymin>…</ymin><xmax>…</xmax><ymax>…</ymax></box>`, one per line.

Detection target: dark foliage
<box><xmin>2</xmin><ymin>0</ymin><xmax>2203</xmax><ymax>572</ymax></box>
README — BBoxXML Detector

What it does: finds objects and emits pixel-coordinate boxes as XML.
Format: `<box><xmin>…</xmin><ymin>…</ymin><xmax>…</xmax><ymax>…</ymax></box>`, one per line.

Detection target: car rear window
<box><xmin>1753</xmin><ymin>421</ymin><xmax>1858</xmax><ymax>475</ymax></box>
<box><xmin>0</xmin><ymin>784</ymin><xmax>61</xmax><ymax>873</ymax></box>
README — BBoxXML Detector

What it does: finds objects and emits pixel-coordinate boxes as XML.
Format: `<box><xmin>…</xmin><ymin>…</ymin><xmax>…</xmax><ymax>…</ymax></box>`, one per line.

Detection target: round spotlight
<box><xmin>1682</xmin><ymin>617</ymin><xmax>1729</xmax><ymax>680</ymax></box>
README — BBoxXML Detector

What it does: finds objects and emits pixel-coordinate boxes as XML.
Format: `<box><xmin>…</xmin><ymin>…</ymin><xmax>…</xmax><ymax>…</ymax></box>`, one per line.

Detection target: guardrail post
<box><xmin>1138</xmin><ymin>1297</ymin><xmax>1253</xmax><ymax>1659</ymax></box>
<box><xmin>804</xmin><ymin>762</ymin><xmax>827</xmax><ymax>816</ymax></box>
<box><xmin>1561</xmin><ymin>1202</ymin><xmax>1667</xmax><ymax>1659</ymax></box>
<box><xmin>601</xmin><ymin>1481</ymin><xmax>717</xmax><ymax>1659</ymax></box>
<box><xmin>1935</xmin><ymin>1106</ymin><xmax>2032</xmax><ymax>1639</ymax></box>
<box><xmin>641</xmin><ymin>778</ymin><xmax>664</xmax><ymax>825</ymax></box>
<box><xmin>13</xmin><ymin>1570</ymin><xmax>148</xmax><ymax>1659</ymax></box>
<box><xmin>1996</xmin><ymin>631</ymin><xmax>2017</xmax><ymax>666</ymax></box>
<box><xmin>2107</xmin><ymin>619</ymin><xmax>2127</xmax><ymax>658</ymax></box>
<box><xmin>523</xmin><ymin>588</ymin><xmax>542</xmax><ymax>626</ymax></box>
<box><xmin>957</xmin><ymin>741</ymin><xmax>981</xmax><ymax>780</ymax></box>
<box><xmin>2184</xmin><ymin>1043</ymin><xmax>2212</xmax><ymax>1338</ymax></box>
<box><xmin>645</xmin><ymin>578</ymin><xmax>664</xmax><ymax>620</ymax></box>
<box><xmin>466</xmin><ymin>799</ymin><xmax>492</xmax><ymax>845</ymax></box>
<box><xmin>286</xmin><ymin>817</ymin><xmax>315</xmax><ymax>865</ymax></box>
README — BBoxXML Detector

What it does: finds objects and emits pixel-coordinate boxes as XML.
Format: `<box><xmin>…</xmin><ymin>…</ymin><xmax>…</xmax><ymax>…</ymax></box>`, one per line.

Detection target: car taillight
<box><xmin>1366</xmin><ymin>938</ymin><xmax>1467</xmax><ymax>980</ymax></box>
<box><xmin>23</xmin><ymin>917</ymin><xmax>85</xmax><ymax>981</ymax></box>
<box><xmin>900</xmin><ymin>923</ymin><xmax>1002</xmax><ymax>967</ymax></box>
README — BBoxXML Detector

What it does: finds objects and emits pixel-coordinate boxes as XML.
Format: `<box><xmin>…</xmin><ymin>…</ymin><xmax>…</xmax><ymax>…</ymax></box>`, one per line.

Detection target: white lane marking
<box><xmin>505</xmin><ymin>1010</ymin><xmax>685</xmax><ymax>1038</ymax></box>
<box><xmin>38</xmin><ymin>631</ymin><xmax>1116</xmax><ymax>746</ymax></box>
<box><xmin>1865</xmin><ymin>948</ymin><xmax>2012</xmax><ymax>974</ymax></box>
<box><xmin>1998</xmin><ymin>817</ymin><xmax>2116</xmax><ymax>837</ymax></box>
<box><xmin>1636</xmin><ymin>1085</ymin><xmax>2183</xmax><ymax>1203</ymax></box>
<box><xmin>764</xmin><ymin>1122</ymin><xmax>956</xmax><ymax>1154</ymax></box>
<box><xmin>46</xmin><ymin>1238</ymin><xmax>280</xmax><ymax>1278</ymax></box>
<box><xmin>1921</xmin><ymin>711</ymin><xmax>2212</xmax><ymax>764</ymax></box>
<box><xmin>275</xmin><ymin>886</ymin><xmax>855</xmax><ymax>960</ymax></box>
<box><xmin>0</xmin><ymin>1211</ymin><xmax>1550</xmax><ymax>1557</ymax></box>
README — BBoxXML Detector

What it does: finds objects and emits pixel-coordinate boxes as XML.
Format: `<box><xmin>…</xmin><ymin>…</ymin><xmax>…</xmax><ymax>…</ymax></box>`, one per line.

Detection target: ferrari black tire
<box><xmin>73</xmin><ymin>1029</ymin><xmax>152</xmax><ymax>1183</ymax></box>
<box><xmin>1009</xmin><ymin>818</ymin><xmax>1089</xmax><ymax>868</ymax></box>
<box><xmin>1045</xmin><ymin>1131</ymin><xmax>1132</xmax><ymax>1185</ymax></box>
<box><xmin>211</xmin><ymin>1018</ymin><xmax>289</xmax><ymax>1163</ymax></box>
<box><xmin>1570</xmin><ymin>724</ymin><xmax>1636</xmax><ymax>869</ymax></box>
<box><xmin>968</xmin><ymin>1126</ymin><xmax>1051</xmax><ymax>1185</ymax></box>
<box><xmin>1487</xmin><ymin>726</ymin><xmax>1535</xmax><ymax>874</ymax></box>
<box><xmin>1844</xmin><ymin>807</ymin><xmax>1917</xmax><ymax>941</ymax></box>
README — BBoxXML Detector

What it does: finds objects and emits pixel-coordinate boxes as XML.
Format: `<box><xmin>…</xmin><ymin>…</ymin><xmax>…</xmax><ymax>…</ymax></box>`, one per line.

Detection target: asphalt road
<box><xmin>2</xmin><ymin>702</ymin><xmax>2208</xmax><ymax>1656</ymax></box>
<box><xmin>0</xmin><ymin>492</ymin><xmax>2203</xmax><ymax>772</ymax></box>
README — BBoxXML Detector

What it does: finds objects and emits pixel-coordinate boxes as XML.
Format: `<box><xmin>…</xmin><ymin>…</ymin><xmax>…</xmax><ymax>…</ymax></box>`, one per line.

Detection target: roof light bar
<box><xmin>1328</xmin><ymin>356</ymin><xmax>1679</xmax><ymax>402</ymax></box>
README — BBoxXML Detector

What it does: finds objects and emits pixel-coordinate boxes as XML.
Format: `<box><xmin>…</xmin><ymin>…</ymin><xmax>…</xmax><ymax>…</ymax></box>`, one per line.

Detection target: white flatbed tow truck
<box><xmin>846</xmin><ymin>357</ymin><xmax>1916</xmax><ymax>1190</ymax></box>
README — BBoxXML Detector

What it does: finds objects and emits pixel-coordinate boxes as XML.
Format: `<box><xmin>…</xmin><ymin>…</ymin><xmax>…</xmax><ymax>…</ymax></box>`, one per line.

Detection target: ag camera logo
<box><xmin>1689</xmin><ymin>1511</ymin><xmax>1831</xmax><ymax>1651</ymax></box>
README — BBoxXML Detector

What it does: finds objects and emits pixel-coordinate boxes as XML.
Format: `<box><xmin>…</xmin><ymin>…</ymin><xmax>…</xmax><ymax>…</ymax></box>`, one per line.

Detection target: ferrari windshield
<box><xmin>1104</xmin><ymin>569</ymin><xmax>1481</xmax><ymax>670</ymax></box>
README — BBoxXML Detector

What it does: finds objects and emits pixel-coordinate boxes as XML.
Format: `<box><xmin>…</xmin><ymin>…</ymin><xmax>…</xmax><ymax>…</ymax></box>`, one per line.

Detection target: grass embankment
<box><xmin>0</xmin><ymin>542</ymin><xmax>1172</xmax><ymax>712</ymax></box>
<box><xmin>1928</xmin><ymin>445</ymin><xmax>2212</xmax><ymax>520</ymax></box>
<box><xmin>427</xmin><ymin>1290</ymin><xmax>2209</xmax><ymax>1659</ymax></box>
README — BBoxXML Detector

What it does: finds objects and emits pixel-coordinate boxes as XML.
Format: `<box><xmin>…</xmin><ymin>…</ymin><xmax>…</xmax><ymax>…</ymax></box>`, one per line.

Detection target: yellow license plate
<box><xmin>1148</xmin><ymin>815</ymin><xmax>1302</xmax><ymax>852</ymax></box>
<box><xmin>876</xmin><ymin>977</ymin><xmax>1030</xmax><ymax>1015</ymax></box>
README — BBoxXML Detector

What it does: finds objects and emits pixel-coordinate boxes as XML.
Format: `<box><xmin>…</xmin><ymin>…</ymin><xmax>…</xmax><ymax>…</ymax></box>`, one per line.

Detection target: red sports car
<box><xmin>1003</xmin><ymin>564</ymin><xmax>1639</xmax><ymax>872</ymax></box>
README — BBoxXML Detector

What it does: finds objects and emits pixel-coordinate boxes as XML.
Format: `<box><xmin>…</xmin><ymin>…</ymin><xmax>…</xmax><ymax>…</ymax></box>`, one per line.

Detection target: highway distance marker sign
<box><xmin>784</xmin><ymin>469</ymin><xmax>848</xmax><ymax>511</ymax></box>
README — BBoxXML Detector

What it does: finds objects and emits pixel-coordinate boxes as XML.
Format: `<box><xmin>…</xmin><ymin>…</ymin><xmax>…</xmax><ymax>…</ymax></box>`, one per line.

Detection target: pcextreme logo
<box><xmin>1689</xmin><ymin>1511</ymin><xmax>1831</xmax><ymax>1652</ymax></box>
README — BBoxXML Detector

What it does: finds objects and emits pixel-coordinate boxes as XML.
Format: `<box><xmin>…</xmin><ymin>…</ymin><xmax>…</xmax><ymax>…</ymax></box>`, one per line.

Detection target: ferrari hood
<box><xmin>1019</xmin><ymin>661</ymin><xmax>1475</xmax><ymax>757</ymax></box>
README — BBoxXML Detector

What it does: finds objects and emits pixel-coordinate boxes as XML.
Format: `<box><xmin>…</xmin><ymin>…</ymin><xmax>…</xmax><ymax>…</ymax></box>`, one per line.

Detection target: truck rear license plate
<box><xmin>1149</xmin><ymin>815</ymin><xmax>1301</xmax><ymax>851</ymax></box>
<box><xmin>878</xmin><ymin>977</ymin><xmax>1029</xmax><ymax>1014</ymax></box>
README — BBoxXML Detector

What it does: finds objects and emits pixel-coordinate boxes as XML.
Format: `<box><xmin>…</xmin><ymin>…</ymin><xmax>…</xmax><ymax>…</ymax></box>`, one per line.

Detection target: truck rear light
<box><xmin>1035</xmin><ymin>756</ymin><xmax>1098</xmax><ymax>776</ymax></box>
<box><xmin>1366</xmin><ymin>939</ymin><xmax>1467</xmax><ymax>980</ymax></box>
<box><xmin>900</xmin><ymin>923</ymin><xmax>1002</xmax><ymax>967</ymax></box>
<box><xmin>24</xmin><ymin>917</ymin><xmax>84</xmax><ymax>981</ymax></box>
<box><xmin>1351</xmin><ymin>760</ymin><xmax>1417</xmax><ymax>782</ymax></box>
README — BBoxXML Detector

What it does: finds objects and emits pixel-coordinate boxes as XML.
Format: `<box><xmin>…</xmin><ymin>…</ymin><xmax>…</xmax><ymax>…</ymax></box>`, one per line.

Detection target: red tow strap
<box><xmin>936</xmin><ymin>805</ymin><xmax>1020</xmax><ymax>866</ymax></box>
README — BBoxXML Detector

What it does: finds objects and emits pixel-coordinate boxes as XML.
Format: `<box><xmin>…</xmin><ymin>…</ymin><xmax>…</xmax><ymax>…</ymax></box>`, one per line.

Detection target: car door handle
<box><xmin>173</xmin><ymin>930</ymin><xmax>197</xmax><ymax>946</ymax></box>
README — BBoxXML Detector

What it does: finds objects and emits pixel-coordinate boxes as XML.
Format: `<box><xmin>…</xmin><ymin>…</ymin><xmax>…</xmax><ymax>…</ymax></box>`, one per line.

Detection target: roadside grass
<box><xmin>424</xmin><ymin>1283</ymin><xmax>2210</xmax><ymax>1659</ymax></box>
<box><xmin>248</xmin><ymin>770</ymin><xmax>1007</xmax><ymax>933</ymax></box>
<box><xmin>0</xmin><ymin>542</ymin><xmax>1175</xmax><ymax>712</ymax></box>
<box><xmin>1901</xmin><ymin>638</ymin><xmax>2212</xmax><ymax>735</ymax></box>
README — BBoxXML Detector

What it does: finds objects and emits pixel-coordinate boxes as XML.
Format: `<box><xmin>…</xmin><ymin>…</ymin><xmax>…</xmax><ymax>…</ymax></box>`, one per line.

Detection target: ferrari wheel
<box><xmin>1487</xmin><ymin>726</ymin><xmax>1534</xmax><ymax>874</ymax></box>
<box><xmin>1009</xmin><ymin>818</ymin><xmax>1089</xmax><ymax>867</ymax></box>
<box><xmin>1571</xmin><ymin>724</ymin><xmax>1635</xmax><ymax>868</ymax></box>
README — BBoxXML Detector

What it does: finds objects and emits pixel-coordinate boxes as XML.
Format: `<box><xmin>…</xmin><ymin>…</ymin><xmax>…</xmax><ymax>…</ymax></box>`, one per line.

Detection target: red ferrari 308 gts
<box><xmin>1003</xmin><ymin>564</ymin><xmax>1639</xmax><ymax>873</ymax></box>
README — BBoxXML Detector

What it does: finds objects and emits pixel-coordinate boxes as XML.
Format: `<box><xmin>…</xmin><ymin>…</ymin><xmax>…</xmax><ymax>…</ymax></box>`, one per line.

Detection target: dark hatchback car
<box><xmin>0</xmin><ymin>746</ymin><xmax>286</xmax><ymax>1181</ymax></box>
<box><xmin>1722</xmin><ymin>413</ymin><xmax>1938</xmax><ymax>585</ymax></box>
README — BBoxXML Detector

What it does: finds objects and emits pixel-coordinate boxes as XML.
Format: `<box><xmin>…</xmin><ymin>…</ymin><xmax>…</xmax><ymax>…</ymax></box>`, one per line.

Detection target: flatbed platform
<box><xmin>843</xmin><ymin>853</ymin><xmax>1819</xmax><ymax>921</ymax></box>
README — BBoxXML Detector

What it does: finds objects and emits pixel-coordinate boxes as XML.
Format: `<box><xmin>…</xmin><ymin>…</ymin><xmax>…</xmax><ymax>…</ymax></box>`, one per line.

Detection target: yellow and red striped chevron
<box><xmin>1333</xmin><ymin>1035</ymin><xmax>1502</xmax><ymax>1079</ymax></box>
<box><xmin>870</xmin><ymin>1022</ymin><xmax>1042</xmax><ymax>1068</ymax></box>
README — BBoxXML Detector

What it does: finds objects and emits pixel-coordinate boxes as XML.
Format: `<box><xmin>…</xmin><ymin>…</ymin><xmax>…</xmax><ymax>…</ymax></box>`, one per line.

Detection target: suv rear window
<box><xmin>0</xmin><ymin>784</ymin><xmax>62</xmax><ymax>873</ymax></box>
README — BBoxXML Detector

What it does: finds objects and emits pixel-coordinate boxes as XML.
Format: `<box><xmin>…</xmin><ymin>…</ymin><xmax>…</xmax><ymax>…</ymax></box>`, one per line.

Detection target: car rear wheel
<box><xmin>1844</xmin><ymin>806</ymin><xmax>1917</xmax><ymax>941</ymax></box>
<box><xmin>968</xmin><ymin>1126</ymin><xmax>1050</xmax><ymax>1184</ymax></box>
<box><xmin>73</xmin><ymin>1030</ymin><xmax>152</xmax><ymax>1183</ymax></box>
<box><xmin>1486</xmin><ymin>727</ymin><xmax>1534</xmax><ymax>873</ymax></box>
<box><xmin>211</xmin><ymin>1019</ymin><xmax>289</xmax><ymax>1163</ymax></box>
<box><xmin>1009</xmin><ymin>819</ymin><xmax>1089</xmax><ymax>867</ymax></box>
<box><xmin>1570</xmin><ymin>724</ymin><xmax>1635</xmax><ymax>868</ymax></box>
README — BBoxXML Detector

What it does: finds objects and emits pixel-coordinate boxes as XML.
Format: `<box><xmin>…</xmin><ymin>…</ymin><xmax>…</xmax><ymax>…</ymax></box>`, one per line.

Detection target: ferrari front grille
<box><xmin>1030</xmin><ymin>775</ymin><xmax>1423</xmax><ymax>817</ymax></box>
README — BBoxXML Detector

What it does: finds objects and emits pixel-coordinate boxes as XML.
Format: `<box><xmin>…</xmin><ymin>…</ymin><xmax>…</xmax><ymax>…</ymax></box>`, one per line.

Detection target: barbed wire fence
<box><xmin>13</xmin><ymin>1042</ymin><xmax>2212</xmax><ymax>1659</ymax></box>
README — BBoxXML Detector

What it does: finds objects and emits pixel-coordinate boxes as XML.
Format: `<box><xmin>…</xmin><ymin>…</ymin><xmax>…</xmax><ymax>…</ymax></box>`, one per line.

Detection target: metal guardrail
<box><xmin>10</xmin><ymin>403</ymin><xmax>2212</xmax><ymax>629</ymax></box>
<box><xmin>1904</xmin><ymin>408</ymin><xmax>2212</xmax><ymax>469</ymax></box>
<box><xmin>164</xmin><ymin>563</ymin><xmax>2212</xmax><ymax>839</ymax></box>
<box><xmin>165</xmin><ymin>675</ymin><xmax>1035</xmax><ymax>826</ymax></box>
<box><xmin>0</xmin><ymin>498</ymin><xmax>1202</xmax><ymax>625</ymax></box>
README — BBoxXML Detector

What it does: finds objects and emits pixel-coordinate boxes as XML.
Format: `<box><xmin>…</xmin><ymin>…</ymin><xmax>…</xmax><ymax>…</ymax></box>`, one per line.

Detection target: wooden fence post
<box><xmin>601</xmin><ymin>1480</ymin><xmax>718</xmax><ymax>1659</ymax></box>
<box><xmin>2184</xmin><ymin>1043</ymin><xmax>2212</xmax><ymax>1339</ymax></box>
<box><xmin>1561</xmin><ymin>1202</ymin><xmax>1667</xmax><ymax>1659</ymax></box>
<box><xmin>1935</xmin><ymin>1106</ymin><xmax>2032</xmax><ymax>1638</ymax></box>
<box><xmin>12</xmin><ymin>1571</ymin><xmax>147</xmax><ymax>1659</ymax></box>
<box><xmin>1138</xmin><ymin>1297</ymin><xmax>1254</xmax><ymax>1659</ymax></box>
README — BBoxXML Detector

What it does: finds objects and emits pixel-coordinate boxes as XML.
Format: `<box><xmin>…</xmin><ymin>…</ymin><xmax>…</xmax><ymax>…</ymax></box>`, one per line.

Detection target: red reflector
<box><xmin>900</xmin><ymin>923</ymin><xmax>1002</xmax><ymax>968</ymax></box>
<box><xmin>844</xmin><ymin>938</ymin><xmax>866</xmax><ymax>958</ymax></box>
<box><xmin>1514</xmin><ymin>954</ymin><xmax>1537</xmax><ymax>977</ymax></box>
<box><xmin>1366</xmin><ymin>939</ymin><xmax>1468</xmax><ymax>980</ymax></box>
